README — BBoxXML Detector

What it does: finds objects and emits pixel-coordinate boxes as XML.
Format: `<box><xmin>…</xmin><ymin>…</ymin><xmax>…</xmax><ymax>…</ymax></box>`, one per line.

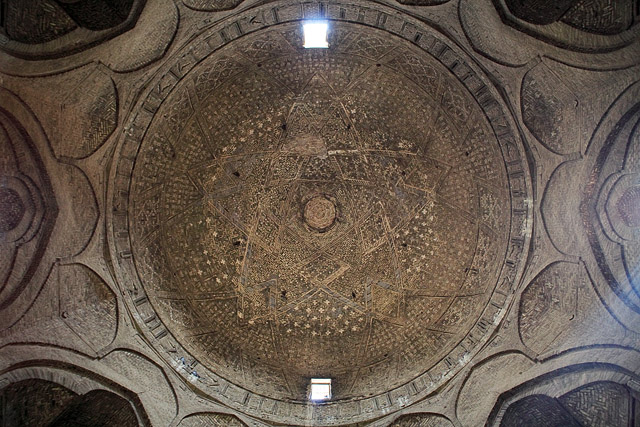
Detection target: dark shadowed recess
<box><xmin>500</xmin><ymin>382</ymin><xmax>639</xmax><ymax>427</ymax></box>
<box><xmin>503</xmin><ymin>0</ymin><xmax>637</xmax><ymax>34</ymax></box>
<box><xmin>0</xmin><ymin>0</ymin><xmax>137</xmax><ymax>44</ymax></box>
<box><xmin>0</xmin><ymin>379</ymin><xmax>141</xmax><ymax>427</ymax></box>
<box><xmin>505</xmin><ymin>0</ymin><xmax>578</xmax><ymax>25</ymax></box>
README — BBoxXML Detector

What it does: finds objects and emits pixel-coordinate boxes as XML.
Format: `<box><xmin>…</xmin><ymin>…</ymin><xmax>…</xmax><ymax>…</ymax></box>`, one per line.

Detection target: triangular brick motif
<box><xmin>319</xmin><ymin>105</ymin><xmax>361</xmax><ymax>151</ymax></box>
<box><xmin>173</xmin><ymin>118</ymin><xmax>215</xmax><ymax>169</ymax></box>
<box><xmin>240</xmin><ymin>31</ymin><xmax>298</xmax><ymax>62</ymax></box>
<box><xmin>368</xmin><ymin>281</ymin><xmax>402</xmax><ymax>321</ymax></box>
<box><xmin>436</xmin><ymin>170</ymin><xmax>479</xmax><ymax>215</ymax></box>
<box><xmin>337</xmin><ymin>32</ymin><xmax>396</xmax><ymax>60</ymax></box>
<box><xmin>221</xmin><ymin>154</ymin><xmax>270</xmax><ymax>187</ymax></box>
<box><xmin>343</xmin><ymin>182</ymin><xmax>379</xmax><ymax>221</ymax></box>
<box><xmin>297</xmin><ymin>73</ymin><xmax>338</xmax><ymax>126</ymax></box>
<box><xmin>361</xmin><ymin>238</ymin><xmax>398</xmax><ymax>286</ymax></box>
<box><xmin>283</xmin><ymin>104</ymin><xmax>320</xmax><ymax>142</ymax></box>
<box><xmin>187</xmin><ymin>162</ymin><xmax>223</xmax><ymax>194</ymax></box>
<box><xmin>252</xmin><ymin>209</ymin><xmax>281</xmax><ymax>249</ymax></box>
<box><xmin>193</xmin><ymin>56</ymin><xmax>247</xmax><ymax>102</ymax></box>
<box><xmin>324</xmin><ymin>228</ymin><xmax>361</xmax><ymax>265</ymax></box>
<box><xmin>322</xmin><ymin>59</ymin><xmax>371</xmax><ymax>93</ymax></box>
<box><xmin>209</xmin><ymin>188</ymin><xmax>259</xmax><ymax>234</ymax></box>
<box><xmin>299</xmin><ymin>156</ymin><xmax>340</xmax><ymax>181</ymax></box>
<box><xmin>162</xmin><ymin>172</ymin><xmax>204</xmax><ymax>220</ymax></box>
<box><xmin>404</xmin><ymin>157</ymin><xmax>449</xmax><ymax>193</ymax></box>
<box><xmin>359</xmin><ymin>210</ymin><xmax>387</xmax><ymax>253</ymax></box>
<box><xmin>422</xmin><ymin>112</ymin><xmax>464</xmax><ymax>165</ymax></box>
<box><xmin>381</xmin><ymin>184</ymin><xmax>427</xmax><ymax>229</ymax></box>
<box><xmin>260</xmin><ymin>55</ymin><xmax>319</xmax><ymax>95</ymax></box>
<box><xmin>238</xmin><ymin>279</ymin><xmax>278</xmax><ymax>322</ymax></box>
<box><xmin>300</xmin><ymin>252</ymin><xmax>349</xmax><ymax>286</ymax></box>
<box><xmin>385</xmin><ymin>51</ymin><xmax>441</xmax><ymax>95</ymax></box>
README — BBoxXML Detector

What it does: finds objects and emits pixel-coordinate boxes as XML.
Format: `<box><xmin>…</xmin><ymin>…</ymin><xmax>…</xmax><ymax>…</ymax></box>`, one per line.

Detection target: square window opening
<box><xmin>310</xmin><ymin>378</ymin><xmax>332</xmax><ymax>401</ymax></box>
<box><xmin>303</xmin><ymin>21</ymin><xmax>329</xmax><ymax>48</ymax></box>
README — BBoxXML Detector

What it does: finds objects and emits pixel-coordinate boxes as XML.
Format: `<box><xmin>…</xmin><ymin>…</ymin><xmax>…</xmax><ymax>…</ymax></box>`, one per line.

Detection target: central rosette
<box><xmin>303</xmin><ymin>194</ymin><xmax>336</xmax><ymax>232</ymax></box>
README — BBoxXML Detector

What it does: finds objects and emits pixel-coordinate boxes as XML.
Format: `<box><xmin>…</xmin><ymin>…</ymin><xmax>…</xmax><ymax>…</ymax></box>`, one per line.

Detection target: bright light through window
<box><xmin>310</xmin><ymin>378</ymin><xmax>331</xmax><ymax>401</ymax></box>
<box><xmin>303</xmin><ymin>21</ymin><xmax>329</xmax><ymax>48</ymax></box>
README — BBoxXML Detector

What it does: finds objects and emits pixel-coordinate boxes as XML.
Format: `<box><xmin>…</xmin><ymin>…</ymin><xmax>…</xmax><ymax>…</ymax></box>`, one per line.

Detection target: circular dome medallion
<box><xmin>111</xmin><ymin>3</ymin><xmax>531</xmax><ymax>424</ymax></box>
<box><xmin>304</xmin><ymin>195</ymin><xmax>337</xmax><ymax>232</ymax></box>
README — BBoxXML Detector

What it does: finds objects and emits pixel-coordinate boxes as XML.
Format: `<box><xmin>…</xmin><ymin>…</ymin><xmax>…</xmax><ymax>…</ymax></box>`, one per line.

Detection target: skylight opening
<box><xmin>303</xmin><ymin>21</ymin><xmax>329</xmax><ymax>48</ymax></box>
<box><xmin>310</xmin><ymin>378</ymin><xmax>332</xmax><ymax>401</ymax></box>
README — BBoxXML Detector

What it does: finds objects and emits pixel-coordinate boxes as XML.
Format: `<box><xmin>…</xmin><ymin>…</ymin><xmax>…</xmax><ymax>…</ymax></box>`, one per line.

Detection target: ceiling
<box><xmin>0</xmin><ymin>0</ymin><xmax>639</xmax><ymax>426</ymax></box>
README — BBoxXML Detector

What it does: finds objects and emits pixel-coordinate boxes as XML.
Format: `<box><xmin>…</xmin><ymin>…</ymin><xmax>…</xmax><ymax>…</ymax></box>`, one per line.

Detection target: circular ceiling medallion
<box><xmin>109</xmin><ymin>2</ymin><xmax>531</xmax><ymax>424</ymax></box>
<box><xmin>304</xmin><ymin>195</ymin><xmax>337</xmax><ymax>232</ymax></box>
